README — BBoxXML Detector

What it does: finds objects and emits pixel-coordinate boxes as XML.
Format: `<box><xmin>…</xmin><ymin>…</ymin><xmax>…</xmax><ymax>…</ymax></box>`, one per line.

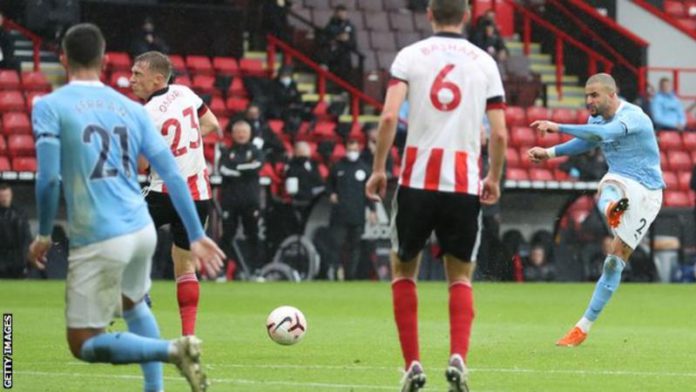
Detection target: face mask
<box><xmin>346</xmin><ymin>151</ymin><xmax>360</xmax><ymax>162</ymax></box>
<box><xmin>280</xmin><ymin>77</ymin><xmax>292</xmax><ymax>87</ymax></box>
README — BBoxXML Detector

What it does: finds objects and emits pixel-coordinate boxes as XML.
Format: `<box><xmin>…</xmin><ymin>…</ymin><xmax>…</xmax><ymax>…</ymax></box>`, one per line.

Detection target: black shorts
<box><xmin>391</xmin><ymin>186</ymin><xmax>481</xmax><ymax>262</ymax></box>
<box><xmin>146</xmin><ymin>191</ymin><xmax>210</xmax><ymax>250</ymax></box>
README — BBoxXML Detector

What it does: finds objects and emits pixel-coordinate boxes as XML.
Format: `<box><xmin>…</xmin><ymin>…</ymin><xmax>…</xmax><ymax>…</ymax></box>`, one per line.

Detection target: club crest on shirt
<box><xmin>355</xmin><ymin>169</ymin><xmax>366</xmax><ymax>181</ymax></box>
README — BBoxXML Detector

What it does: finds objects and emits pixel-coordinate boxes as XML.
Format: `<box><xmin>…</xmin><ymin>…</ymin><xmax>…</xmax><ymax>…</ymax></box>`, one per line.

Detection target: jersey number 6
<box><xmin>430</xmin><ymin>64</ymin><xmax>462</xmax><ymax>112</ymax></box>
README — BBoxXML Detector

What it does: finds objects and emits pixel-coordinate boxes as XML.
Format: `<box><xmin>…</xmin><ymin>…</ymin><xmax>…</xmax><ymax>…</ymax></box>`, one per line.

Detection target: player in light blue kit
<box><xmin>27</xmin><ymin>24</ymin><xmax>224</xmax><ymax>392</ymax></box>
<box><xmin>527</xmin><ymin>73</ymin><xmax>664</xmax><ymax>347</ymax></box>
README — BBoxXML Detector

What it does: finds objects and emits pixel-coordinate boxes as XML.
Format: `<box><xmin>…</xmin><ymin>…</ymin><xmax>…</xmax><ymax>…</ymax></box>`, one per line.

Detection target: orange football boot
<box><xmin>556</xmin><ymin>326</ymin><xmax>588</xmax><ymax>347</ymax></box>
<box><xmin>606</xmin><ymin>198</ymin><xmax>629</xmax><ymax>229</ymax></box>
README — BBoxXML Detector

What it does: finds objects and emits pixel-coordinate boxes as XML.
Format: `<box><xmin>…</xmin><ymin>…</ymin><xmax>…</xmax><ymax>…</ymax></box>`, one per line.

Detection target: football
<box><xmin>266</xmin><ymin>306</ymin><xmax>307</xmax><ymax>345</ymax></box>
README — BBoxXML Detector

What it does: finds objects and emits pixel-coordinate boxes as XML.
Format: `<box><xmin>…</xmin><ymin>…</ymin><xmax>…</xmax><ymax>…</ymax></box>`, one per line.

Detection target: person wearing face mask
<box><xmin>271</xmin><ymin>66</ymin><xmax>304</xmax><ymax>122</ymax></box>
<box><xmin>0</xmin><ymin>183</ymin><xmax>31</xmax><ymax>278</ymax></box>
<box><xmin>239</xmin><ymin>102</ymin><xmax>285</xmax><ymax>163</ymax></box>
<box><xmin>327</xmin><ymin>139</ymin><xmax>377</xmax><ymax>281</ymax></box>
<box><xmin>130</xmin><ymin>17</ymin><xmax>170</xmax><ymax>57</ymax></box>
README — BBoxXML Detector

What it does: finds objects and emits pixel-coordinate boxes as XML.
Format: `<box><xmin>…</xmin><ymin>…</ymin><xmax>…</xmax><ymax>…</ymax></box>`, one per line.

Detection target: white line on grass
<box><xmin>15</xmin><ymin>371</ymin><xmax>395</xmax><ymax>390</ymax></box>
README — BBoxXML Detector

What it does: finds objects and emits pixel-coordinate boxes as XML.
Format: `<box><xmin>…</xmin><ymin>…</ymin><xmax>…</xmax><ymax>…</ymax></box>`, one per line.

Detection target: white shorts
<box><xmin>65</xmin><ymin>224</ymin><xmax>157</xmax><ymax>329</ymax></box>
<box><xmin>598</xmin><ymin>173</ymin><xmax>663</xmax><ymax>250</ymax></box>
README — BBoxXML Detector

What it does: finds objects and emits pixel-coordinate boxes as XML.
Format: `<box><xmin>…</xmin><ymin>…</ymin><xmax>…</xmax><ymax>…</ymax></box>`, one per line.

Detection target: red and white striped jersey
<box><xmin>390</xmin><ymin>32</ymin><xmax>505</xmax><ymax>195</ymax></box>
<box><xmin>145</xmin><ymin>84</ymin><xmax>211</xmax><ymax>200</ymax></box>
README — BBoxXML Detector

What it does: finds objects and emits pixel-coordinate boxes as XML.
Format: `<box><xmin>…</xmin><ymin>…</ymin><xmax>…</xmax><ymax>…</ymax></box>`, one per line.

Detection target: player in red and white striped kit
<box><xmin>130</xmin><ymin>51</ymin><xmax>220</xmax><ymax>336</ymax></box>
<box><xmin>365</xmin><ymin>1</ymin><xmax>508</xmax><ymax>390</ymax></box>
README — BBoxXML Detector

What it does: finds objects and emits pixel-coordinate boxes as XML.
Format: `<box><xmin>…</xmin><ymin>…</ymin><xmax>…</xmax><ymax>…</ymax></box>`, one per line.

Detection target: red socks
<box><xmin>392</xmin><ymin>278</ymin><xmax>419</xmax><ymax>368</ymax></box>
<box><xmin>176</xmin><ymin>273</ymin><xmax>200</xmax><ymax>336</ymax></box>
<box><xmin>449</xmin><ymin>281</ymin><xmax>474</xmax><ymax>361</ymax></box>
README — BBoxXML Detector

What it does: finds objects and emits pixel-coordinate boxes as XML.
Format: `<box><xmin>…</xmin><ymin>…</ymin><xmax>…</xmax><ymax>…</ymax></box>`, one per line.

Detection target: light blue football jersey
<box><xmin>32</xmin><ymin>81</ymin><xmax>168</xmax><ymax>247</ymax></box>
<box><xmin>590</xmin><ymin>101</ymin><xmax>665</xmax><ymax>190</ymax></box>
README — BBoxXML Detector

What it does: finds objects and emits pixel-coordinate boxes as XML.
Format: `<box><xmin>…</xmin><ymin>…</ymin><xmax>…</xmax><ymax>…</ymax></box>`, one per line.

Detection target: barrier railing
<box><xmin>4</xmin><ymin>18</ymin><xmax>43</xmax><ymax>71</ymax></box>
<box><xmin>646</xmin><ymin>67</ymin><xmax>696</xmax><ymax>100</ymax></box>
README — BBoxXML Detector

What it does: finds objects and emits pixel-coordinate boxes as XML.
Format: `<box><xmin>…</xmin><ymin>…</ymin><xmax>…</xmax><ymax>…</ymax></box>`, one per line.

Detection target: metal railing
<box><xmin>4</xmin><ymin>18</ymin><xmax>43</xmax><ymax>71</ymax></box>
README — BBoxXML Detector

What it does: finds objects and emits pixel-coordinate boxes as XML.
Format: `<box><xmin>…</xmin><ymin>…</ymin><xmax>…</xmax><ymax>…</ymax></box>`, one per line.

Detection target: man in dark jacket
<box><xmin>320</xmin><ymin>5</ymin><xmax>356</xmax><ymax>81</ymax></box>
<box><xmin>0</xmin><ymin>183</ymin><xmax>31</xmax><ymax>278</ymax></box>
<box><xmin>328</xmin><ymin>140</ymin><xmax>376</xmax><ymax>280</ymax></box>
<box><xmin>240</xmin><ymin>102</ymin><xmax>286</xmax><ymax>163</ymax></box>
<box><xmin>219</xmin><ymin>121</ymin><xmax>265</xmax><ymax>270</ymax></box>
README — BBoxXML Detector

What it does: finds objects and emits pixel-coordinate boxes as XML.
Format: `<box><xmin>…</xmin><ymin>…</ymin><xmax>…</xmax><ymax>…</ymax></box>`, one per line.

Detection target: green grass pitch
<box><xmin>5</xmin><ymin>280</ymin><xmax>696</xmax><ymax>391</ymax></box>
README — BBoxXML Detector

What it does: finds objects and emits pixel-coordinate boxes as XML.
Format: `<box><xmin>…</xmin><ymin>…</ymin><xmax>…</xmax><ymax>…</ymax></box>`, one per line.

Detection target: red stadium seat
<box><xmin>687</xmin><ymin>112</ymin><xmax>696</xmax><ymax>130</ymax></box>
<box><xmin>545</xmin><ymin>156</ymin><xmax>567</xmax><ymax>170</ymax></box>
<box><xmin>668</xmin><ymin>150</ymin><xmax>692</xmax><ymax>171</ymax></box>
<box><xmin>268</xmin><ymin>120</ymin><xmax>284</xmax><ymax>136</ymax></box>
<box><xmin>664</xmin><ymin>0</ymin><xmax>686</xmax><ymax>17</ymax></box>
<box><xmin>678</xmin><ymin>170</ymin><xmax>692</xmax><ymax>191</ymax></box>
<box><xmin>559</xmin><ymin>133</ymin><xmax>573</xmax><ymax>143</ymax></box>
<box><xmin>209</xmin><ymin>96</ymin><xmax>227</xmax><ymax>117</ymax></box>
<box><xmin>575</xmin><ymin>108</ymin><xmax>591</xmax><ymax>124</ymax></box>
<box><xmin>664</xmin><ymin>191</ymin><xmax>690</xmax><ymax>207</ymax></box>
<box><xmin>551</xmin><ymin>108</ymin><xmax>576</xmax><ymax>124</ymax></box>
<box><xmin>554</xmin><ymin>169</ymin><xmax>569</xmax><ymax>181</ymax></box>
<box><xmin>239</xmin><ymin>59</ymin><xmax>266</xmax><ymax>77</ymax></box>
<box><xmin>658</xmin><ymin>131</ymin><xmax>682</xmax><ymax>150</ymax></box>
<box><xmin>0</xmin><ymin>91</ymin><xmax>25</xmax><ymax>112</ymax></box>
<box><xmin>517</xmin><ymin>146</ymin><xmax>533</xmax><ymax>168</ymax></box>
<box><xmin>7</xmin><ymin>134</ymin><xmax>35</xmax><ymax>157</ymax></box>
<box><xmin>677</xmin><ymin>17</ymin><xmax>696</xmax><ymax>30</ymax></box>
<box><xmin>109</xmin><ymin>71</ymin><xmax>131</xmax><ymax>91</ymax></box>
<box><xmin>506</xmin><ymin>167</ymin><xmax>528</xmax><ymax>181</ymax></box>
<box><xmin>227</xmin><ymin>77</ymin><xmax>247</xmax><ymax>97</ymax></box>
<box><xmin>318</xmin><ymin>163</ymin><xmax>330</xmax><ymax>180</ymax></box>
<box><xmin>21</xmin><ymin>71</ymin><xmax>51</xmax><ymax>92</ymax></box>
<box><xmin>105</xmin><ymin>52</ymin><xmax>131</xmax><ymax>71</ymax></box>
<box><xmin>0</xmin><ymin>135</ymin><xmax>5</xmax><ymax>154</ymax></box>
<box><xmin>510</xmin><ymin>126</ymin><xmax>536</xmax><ymax>147</ymax></box>
<box><xmin>313</xmin><ymin>121</ymin><xmax>337</xmax><ymax>141</ymax></box>
<box><xmin>505</xmin><ymin>106</ymin><xmax>526</xmax><ymax>127</ymax></box>
<box><xmin>2</xmin><ymin>112</ymin><xmax>31</xmax><ymax>135</ymax></box>
<box><xmin>169</xmin><ymin>55</ymin><xmax>187</xmax><ymax>74</ymax></box>
<box><xmin>191</xmin><ymin>74</ymin><xmax>218</xmax><ymax>96</ymax></box>
<box><xmin>25</xmin><ymin>92</ymin><xmax>47</xmax><ymax>112</ymax></box>
<box><xmin>172</xmin><ymin>74</ymin><xmax>192</xmax><ymax>88</ymax></box>
<box><xmin>330</xmin><ymin>143</ymin><xmax>346</xmax><ymax>163</ymax></box>
<box><xmin>212</xmin><ymin>57</ymin><xmax>239</xmax><ymax>76</ymax></box>
<box><xmin>529</xmin><ymin>168</ymin><xmax>554</xmax><ymax>181</ymax></box>
<box><xmin>218</xmin><ymin>117</ymin><xmax>229</xmax><ymax>133</ymax></box>
<box><xmin>11</xmin><ymin>157</ymin><xmax>36</xmax><ymax>172</ymax></box>
<box><xmin>225</xmin><ymin>97</ymin><xmax>249</xmax><ymax>115</ymax></box>
<box><xmin>536</xmin><ymin>132</ymin><xmax>560</xmax><ymax>147</ymax></box>
<box><xmin>526</xmin><ymin>106</ymin><xmax>552</xmax><ymax>124</ymax></box>
<box><xmin>663</xmin><ymin>171</ymin><xmax>679</xmax><ymax>189</ymax></box>
<box><xmin>186</xmin><ymin>55</ymin><xmax>214</xmax><ymax>75</ymax></box>
<box><xmin>660</xmin><ymin>151</ymin><xmax>669</xmax><ymax>170</ymax></box>
<box><xmin>506</xmin><ymin>147</ymin><xmax>520</xmax><ymax>168</ymax></box>
<box><xmin>683</xmin><ymin>131</ymin><xmax>696</xmax><ymax>150</ymax></box>
<box><xmin>0</xmin><ymin>156</ymin><xmax>9</xmax><ymax>171</ymax></box>
<box><xmin>0</xmin><ymin>70</ymin><xmax>20</xmax><ymax>90</ymax></box>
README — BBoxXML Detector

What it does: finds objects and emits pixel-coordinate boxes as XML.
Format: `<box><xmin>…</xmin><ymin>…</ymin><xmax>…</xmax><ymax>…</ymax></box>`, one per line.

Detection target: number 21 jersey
<box><xmin>390</xmin><ymin>32</ymin><xmax>505</xmax><ymax>195</ymax></box>
<box><xmin>145</xmin><ymin>84</ymin><xmax>211</xmax><ymax>200</ymax></box>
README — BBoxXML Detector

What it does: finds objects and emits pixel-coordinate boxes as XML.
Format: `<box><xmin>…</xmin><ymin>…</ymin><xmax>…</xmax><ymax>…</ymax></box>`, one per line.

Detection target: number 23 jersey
<box><xmin>145</xmin><ymin>84</ymin><xmax>211</xmax><ymax>200</ymax></box>
<box><xmin>390</xmin><ymin>32</ymin><xmax>505</xmax><ymax>195</ymax></box>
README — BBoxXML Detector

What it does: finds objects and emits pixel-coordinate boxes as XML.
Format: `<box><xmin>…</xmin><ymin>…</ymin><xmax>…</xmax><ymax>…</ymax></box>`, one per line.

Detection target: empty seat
<box><xmin>357</xmin><ymin>0</ymin><xmax>384</xmax><ymax>11</ymax></box>
<box><xmin>518</xmin><ymin>146</ymin><xmax>534</xmax><ymax>168</ymax></box>
<box><xmin>2</xmin><ymin>112</ymin><xmax>31</xmax><ymax>135</ymax></box>
<box><xmin>217</xmin><ymin>117</ymin><xmax>230</xmax><ymax>133</ymax></box>
<box><xmin>554</xmin><ymin>168</ymin><xmax>569</xmax><ymax>181</ymax></box>
<box><xmin>677</xmin><ymin>18</ymin><xmax>696</xmax><ymax>30</ymax></box>
<box><xmin>356</xmin><ymin>31</ymin><xmax>371</xmax><ymax>51</ymax></box>
<box><xmin>172</xmin><ymin>74</ymin><xmax>192</xmax><ymax>88</ymax></box>
<box><xmin>664</xmin><ymin>0</ymin><xmax>686</xmax><ymax>17</ymax></box>
<box><xmin>505</xmin><ymin>106</ymin><xmax>526</xmax><ymax>127</ymax></box>
<box><xmin>529</xmin><ymin>168</ymin><xmax>554</xmax><ymax>181</ymax></box>
<box><xmin>545</xmin><ymin>156</ymin><xmax>567</xmax><ymax>170</ymax></box>
<box><xmin>364</xmin><ymin>12</ymin><xmax>391</xmax><ymax>32</ymax></box>
<box><xmin>536</xmin><ymin>132</ymin><xmax>560</xmax><ymax>147</ymax></box>
<box><xmin>191</xmin><ymin>74</ymin><xmax>218</xmax><ymax>96</ymax></box>
<box><xmin>226</xmin><ymin>97</ymin><xmax>250</xmax><ymax>115</ymax></box>
<box><xmin>239</xmin><ymin>59</ymin><xmax>266</xmax><ymax>77</ymax></box>
<box><xmin>506</xmin><ymin>167</ymin><xmax>528</xmax><ymax>181</ymax></box>
<box><xmin>0</xmin><ymin>135</ymin><xmax>5</xmax><ymax>155</ymax></box>
<box><xmin>186</xmin><ymin>55</ymin><xmax>214</xmax><ymax>75</ymax></box>
<box><xmin>169</xmin><ymin>55</ymin><xmax>187</xmax><ymax>73</ymax></box>
<box><xmin>25</xmin><ymin>92</ymin><xmax>47</xmax><ymax>112</ymax></box>
<box><xmin>664</xmin><ymin>190</ymin><xmax>690</xmax><ymax>207</ymax></box>
<box><xmin>376</xmin><ymin>51</ymin><xmax>398</xmax><ymax>70</ymax></box>
<box><xmin>268</xmin><ymin>120</ymin><xmax>285</xmax><ymax>136</ymax></box>
<box><xmin>678</xmin><ymin>170</ymin><xmax>692</xmax><ymax>191</ymax></box>
<box><xmin>658</xmin><ymin>131</ymin><xmax>682</xmax><ymax>150</ymax></box>
<box><xmin>384</xmin><ymin>0</ymin><xmax>407</xmax><ymax>11</ymax></box>
<box><xmin>331</xmin><ymin>0</ymin><xmax>356</xmax><ymax>8</ymax></box>
<box><xmin>551</xmin><ymin>108</ymin><xmax>576</xmax><ymax>124</ymax></box>
<box><xmin>105</xmin><ymin>52</ymin><xmax>131</xmax><ymax>71</ymax></box>
<box><xmin>396</xmin><ymin>32</ymin><xmax>421</xmax><ymax>49</ymax></box>
<box><xmin>0</xmin><ymin>70</ymin><xmax>21</xmax><ymax>90</ymax></box>
<box><xmin>11</xmin><ymin>156</ymin><xmax>36</xmax><ymax>172</ymax></box>
<box><xmin>313</xmin><ymin>121</ymin><xmax>337</xmax><ymax>141</ymax></box>
<box><xmin>212</xmin><ymin>57</ymin><xmax>239</xmax><ymax>76</ymax></box>
<box><xmin>683</xmin><ymin>131</ymin><xmax>696</xmax><ymax>150</ymax></box>
<box><xmin>663</xmin><ymin>171</ymin><xmax>679</xmax><ymax>189</ymax></box>
<box><xmin>306</xmin><ymin>0</ymin><xmax>333</xmax><ymax>8</ymax></box>
<box><xmin>526</xmin><ymin>106</ymin><xmax>552</xmax><ymax>124</ymax></box>
<box><xmin>330</xmin><ymin>143</ymin><xmax>347</xmax><ymax>163</ymax></box>
<box><xmin>389</xmin><ymin>12</ymin><xmax>414</xmax><ymax>31</ymax></box>
<box><xmin>227</xmin><ymin>77</ymin><xmax>248</xmax><ymax>97</ymax></box>
<box><xmin>510</xmin><ymin>126</ymin><xmax>536</xmax><ymax>147</ymax></box>
<box><xmin>7</xmin><ymin>134</ymin><xmax>35</xmax><ymax>157</ymax></box>
<box><xmin>506</xmin><ymin>147</ymin><xmax>520</xmax><ymax>167</ymax></box>
<box><xmin>575</xmin><ymin>108</ymin><xmax>591</xmax><ymax>124</ymax></box>
<box><xmin>413</xmin><ymin>13</ymin><xmax>431</xmax><ymax>32</ymax></box>
<box><xmin>668</xmin><ymin>150</ymin><xmax>692</xmax><ymax>171</ymax></box>
<box><xmin>0</xmin><ymin>156</ymin><xmax>9</xmax><ymax>171</ymax></box>
<box><xmin>21</xmin><ymin>71</ymin><xmax>51</xmax><ymax>92</ymax></box>
<box><xmin>312</xmin><ymin>9</ymin><xmax>334</xmax><ymax>26</ymax></box>
<box><xmin>0</xmin><ymin>91</ymin><xmax>25</xmax><ymax>112</ymax></box>
<box><xmin>370</xmin><ymin>31</ymin><xmax>397</xmax><ymax>51</ymax></box>
<box><xmin>209</xmin><ymin>96</ymin><xmax>227</xmax><ymax>116</ymax></box>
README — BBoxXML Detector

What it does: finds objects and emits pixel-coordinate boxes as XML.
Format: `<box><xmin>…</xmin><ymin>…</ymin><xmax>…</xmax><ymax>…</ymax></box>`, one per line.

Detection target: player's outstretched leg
<box><xmin>173</xmin><ymin>245</ymin><xmax>200</xmax><ymax>336</ymax></box>
<box><xmin>124</xmin><ymin>301</ymin><xmax>164</xmax><ymax>392</ymax></box>
<box><xmin>557</xmin><ymin>253</ymin><xmax>626</xmax><ymax>347</ymax></box>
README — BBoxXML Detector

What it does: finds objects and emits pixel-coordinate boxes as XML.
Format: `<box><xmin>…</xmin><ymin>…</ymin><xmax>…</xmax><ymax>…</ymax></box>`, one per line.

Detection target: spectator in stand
<box><xmin>0</xmin><ymin>183</ymin><xmax>31</xmax><ymax>278</ymax></box>
<box><xmin>327</xmin><ymin>139</ymin><xmax>377</xmax><ymax>281</ymax></box>
<box><xmin>239</xmin><ymin>102</ymin><xmax>286</xmax><ymax>163</ymax></box>
<box><xmin>634</xmin><ymin>82</ymin><xmax>654</xmax><ymax>120</ymax></box>
<box><xmin>559</xmin><ymin>148</ymin><xmax>608</xmax><ymax>181</ymax></box>
<box><xmin>651</xmin><ymin>77</ymin><xmax>686</xmax><ymax>131</ymax></box>
<box><xmin>219</xmin><ymin>120</ymin><xmax>265</xmax><ymax>272</ymax></box>
<box><xmin>361</xmin><ymin>124</ymin><xmax>394</xmax><ymax>179</ymax></box>
<box><xmin>470</xmin><ymin>9</ymin><xmax>498</xmax><ymax>42</ymax></box>
<box><xmin>473</xmin><ymin>23</ymin><xmax>507</xmax><ymax>62</ymax></box>
<box><xmin>0</xmin><ymin>12</ymin><xmax>19</xmax><ymax>72</ymax></box>
<box><xmin>320</xmin><ymin>5</ymin><xmax>356</xmax><ymax>81</ymax></box>
<box><xmin>524</xmin><ymin>244</ymin><xmax>555</xmax><ymax>282</ymax></box>
<box><xmin>285</xmin><ymin>141</ymin><xmax>325</xmax><ymax>228</ymax></box>
<box><xmin>130</xmin><ymin>17</ymin><xmax>170</xmax><ymax>57</ymax></box>
<box><xmin>261</xmin><ymin>0</ymin><xmax>290</xmax><ymax>41</ymax></box>
<box><xmin>270</xmin><ymin>66</ymin><xmax>306</xmax><ymax>127</ymax></box>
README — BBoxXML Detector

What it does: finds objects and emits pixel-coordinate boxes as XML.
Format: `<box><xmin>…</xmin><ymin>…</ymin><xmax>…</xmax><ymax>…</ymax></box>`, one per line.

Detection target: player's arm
<box><xmin>528</xmin><ymin>137</ymin><xmax>598</xmax><ymax>163</ymax></box>
<box><xmin>198</xmin><ymin>107</ymin><xmax>220</xmax><ymax>137</ymax></box>
<box><xmin>485</xmin><ymin>109</ymin><xmax>507</xmax><ymax>184</ymax></box>
<box><xmin>365</xmin><ymin>80</ymin><xmax>407</xmax><ymax>201</ymax></box>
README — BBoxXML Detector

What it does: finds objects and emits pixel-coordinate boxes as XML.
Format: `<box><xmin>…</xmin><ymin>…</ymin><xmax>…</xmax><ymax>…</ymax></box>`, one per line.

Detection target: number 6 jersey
<box><xmin>390</xmin><ymin>32</ymin><xmax>505</xmax><ymax>195</ymax></box>
<box><xmin>144</xmin><ymin>84</ymin><xmax>211</xmax><ymax>200</ymax></box>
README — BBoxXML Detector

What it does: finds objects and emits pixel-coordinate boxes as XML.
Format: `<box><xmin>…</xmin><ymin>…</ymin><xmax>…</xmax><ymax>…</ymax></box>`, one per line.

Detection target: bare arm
<box><xmin>199</xmin><ymin>109</ymin><xmax>221</xmax><ymax>137</ymax></box>
<box><xmin>485</xmin><ymin>109</ymin><xmax>507</xmax><ymax>183</ymax></box>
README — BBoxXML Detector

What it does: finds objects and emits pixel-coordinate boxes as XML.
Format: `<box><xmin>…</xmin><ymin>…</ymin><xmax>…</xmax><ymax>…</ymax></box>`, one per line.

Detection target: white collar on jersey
<box><xmin>69</xmin><ymin>80</ymin><xmax>105</xmax><ymax>87</ymax></box>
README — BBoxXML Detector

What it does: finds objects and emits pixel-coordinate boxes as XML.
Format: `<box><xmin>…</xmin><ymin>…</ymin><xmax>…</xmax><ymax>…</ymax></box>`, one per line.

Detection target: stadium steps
<box><xmin>12</xmin><ymin>31</ymin><xmax>65</xmax><ymax>87</ymax></box>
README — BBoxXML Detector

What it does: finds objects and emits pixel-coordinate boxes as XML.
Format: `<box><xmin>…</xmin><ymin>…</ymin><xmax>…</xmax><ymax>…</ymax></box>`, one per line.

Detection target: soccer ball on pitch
<box><xmin>266</xmin><ymin>306</ymin><xmax>307</xmax><ymax>345</ymax></box>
